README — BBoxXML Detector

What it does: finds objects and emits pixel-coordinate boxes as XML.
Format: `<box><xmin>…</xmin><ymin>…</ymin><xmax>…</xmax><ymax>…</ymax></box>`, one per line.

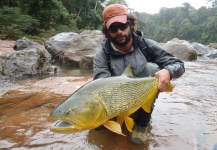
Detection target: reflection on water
<box><xmin>40</xmin><ymin>65</ymin><xmax>94</xmax><ymax>78</ymax></box>
<box><xmin>0</xmin><ymin>59</ymin><xmax>217</xmax><ymax>150</ymax></box>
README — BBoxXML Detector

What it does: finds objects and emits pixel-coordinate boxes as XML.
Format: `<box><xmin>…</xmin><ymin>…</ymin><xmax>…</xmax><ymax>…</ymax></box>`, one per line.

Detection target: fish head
<box><xmin>50</xmin><ymin>94</ymin><xmax>105</xmax><ymax>133</ymax></box>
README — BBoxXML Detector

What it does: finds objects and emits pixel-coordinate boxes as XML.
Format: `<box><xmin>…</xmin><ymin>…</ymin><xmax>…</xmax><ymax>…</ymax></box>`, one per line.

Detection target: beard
<box><xmin>108</xmin><ymin>28</ymin><xmax>132</xmax><ymax>46</ymax></box>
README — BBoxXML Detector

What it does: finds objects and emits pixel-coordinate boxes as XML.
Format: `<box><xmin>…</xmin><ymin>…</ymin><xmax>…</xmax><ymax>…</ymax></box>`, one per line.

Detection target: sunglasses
<box><xmin>108</xmin><ymin>21</ymin><xmax>130</xmax><ymax>33</ymax></box>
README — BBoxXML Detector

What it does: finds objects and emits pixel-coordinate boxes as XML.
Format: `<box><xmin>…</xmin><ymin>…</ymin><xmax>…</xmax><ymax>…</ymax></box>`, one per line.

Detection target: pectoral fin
<box><xmin>103</xmin><ymin>120</ymin><xmax>126</xmax><ymax>136</ymax></box>
<box><xmin>117</xmin><ymin>116</ymin><xmax>124</xmax><ymax>126</ymax></box>
<box><xmin>125</xmin><ymin>117</ymin><xmax>134</xmax><ymax>132</ymax></box>
<box><xmin>142</xmin><ymin>105</ymin><xmax>151</xmax><ymax>113</ymax></box>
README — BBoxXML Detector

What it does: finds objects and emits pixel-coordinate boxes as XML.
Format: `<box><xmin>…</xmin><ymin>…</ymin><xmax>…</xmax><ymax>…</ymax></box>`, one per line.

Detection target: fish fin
<box><xmin>103</xmin><ymin>120</ymin><xmax>126</xmax><ymax>136</ymax></box>
<box><xmin>142</xmin><ymin>83</ymin><xmax>173</xmax><ymax>113</ymax></box>
<box><xmin>165</xmin><ymin>82</ymin><xmax>174</xmax><ymax>92</ymax></box>
<box><xmin>142</xmin><ymin>87</ymin><xmax>158</xmax><ymax>113</ymax></box>
<box><xmin>117</xmin><ymin>116</ymin><xmax>124</xmax><ymax>126</ymax></box>
<box><xmin>142</xmin><ymin>105</ymin><xmax>151</xmax><ymax>113</ymax></box>
<box><xmin>122</xmin><ymin>64</ymin><xmax>134</xmax><ymax>77</ymax></box>
<box><xmin>125</xmin><ymin>117</ymin><xmax>134</xmax><ymax>132</ymax></box>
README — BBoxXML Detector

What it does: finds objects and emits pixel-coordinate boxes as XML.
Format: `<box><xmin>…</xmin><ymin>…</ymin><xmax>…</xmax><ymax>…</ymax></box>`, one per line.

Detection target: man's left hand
<box><xmin>155</xmin><ymin>69</ymin><xmax>170</xmax><ymax>92</ymax></box>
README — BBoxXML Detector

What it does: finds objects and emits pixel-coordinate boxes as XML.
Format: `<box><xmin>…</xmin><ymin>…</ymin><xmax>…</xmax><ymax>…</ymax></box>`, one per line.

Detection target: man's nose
<box><xmin>116</xmin><ymin>28</ymin><xmax>123</xmax><ymax>34</ymax></box>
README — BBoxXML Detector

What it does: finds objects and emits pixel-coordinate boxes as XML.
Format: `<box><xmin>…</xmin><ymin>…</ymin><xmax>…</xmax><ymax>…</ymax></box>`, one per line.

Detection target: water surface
<box><xmin>0</xmin><ymin>59</ymin><xmax>217</xmax><ymax>150</ymax></box>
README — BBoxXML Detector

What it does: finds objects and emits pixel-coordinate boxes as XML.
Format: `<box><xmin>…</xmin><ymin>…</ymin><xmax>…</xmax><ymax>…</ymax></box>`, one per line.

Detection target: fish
<box><xmin>50</xmin><ymin>64</ymin><xmax>173</xmax><ymax>136</ymax></box>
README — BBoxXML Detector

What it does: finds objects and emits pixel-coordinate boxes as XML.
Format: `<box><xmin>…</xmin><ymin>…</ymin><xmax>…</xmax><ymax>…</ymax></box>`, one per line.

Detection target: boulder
<box><xmin>162</xmin><ymin>39</ymin><xmax>197</xmax><ymax>61</ymax></box>
<box><xmin>208</xmin><ymin>43</ymin><xmax>217</xmax><ymax>49</ymax></box>
<box><xmin>44</xmin><ymin>32</ymin><xmax>78</xmax><ymax>58</ymax></box>
<box><xmin>169</xmin><ymin>38</ymin><xmax>191</xmax><ymax>45</ymax></box>
<box><xmin>0</xmin><ymin>47</ymin><xmax>52</xmax><ymax>77</ymax></box>
<box><xmin>0</xmin><ymin>38</ymin><xmax>54</xmax><ymax>77</ymax></box>
<box><xmin>13</xmin><ymin>37</ymin><xmax>43</xmax><ymax>50</ymax></box>
<box><xmin>59</xmin><ymin>30</ymin><xmax>104</xmax><ymax>68</ymax></box>
<box><xmin>191</xmin><ymin>42</ymin><xmax>212</xmax><ymax>56</ymax></box>
<box><xmin>207</xmin><ymin>50</ymin><xmax>217</xmax><ymax>59</ymax></box>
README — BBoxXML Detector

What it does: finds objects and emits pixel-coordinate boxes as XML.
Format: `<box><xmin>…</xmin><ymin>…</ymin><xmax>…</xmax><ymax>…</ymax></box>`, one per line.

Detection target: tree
<box><xmin>106</xmin><ymin>0</ymin><xmax>128</xmax><ymax>6</ymax></box>
<box><xmin>0</xmin><ymin>0</ymin><xmax>18</xmax><ymax>7</ymax></box>
<box><xmin>178</xmin><ymin>19</ymin><xmax>196</xmax><ymax>40</ymax></box>
<box><xmin>0</xmin><ymin>6</ymin><xmax>38</xmax><ymax>38</ymax></box>
<box><xmin>27</xmin><ymin>0</ymin><xmax>70</xmax><ymax>28</ymax></box>
<box><xmin>205</xmin><ymin>16</ymin><xmax>217</xmax><ymax>42</ymax></box>
<box><xmin>206</xmin><ymin>0</ymin><xmax>217</xmax><ymax>7</ymax></box>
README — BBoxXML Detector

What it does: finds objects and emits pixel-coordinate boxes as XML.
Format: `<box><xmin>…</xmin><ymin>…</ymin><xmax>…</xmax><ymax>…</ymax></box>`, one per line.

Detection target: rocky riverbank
<box><xmin>0</xmin><ymin>40</ymin><xmax>15</xmax><ymax>55</ymax></box>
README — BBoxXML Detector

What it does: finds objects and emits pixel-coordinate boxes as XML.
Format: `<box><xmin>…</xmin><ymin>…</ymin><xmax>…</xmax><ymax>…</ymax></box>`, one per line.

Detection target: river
<box><xmin>0</xmin><ymin>58</ymin><xmax>217</xmax><ymax>150</ymax></box>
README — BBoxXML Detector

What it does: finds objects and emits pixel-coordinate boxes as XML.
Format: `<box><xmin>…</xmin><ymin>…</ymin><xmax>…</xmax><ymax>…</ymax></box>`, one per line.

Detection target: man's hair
<box><xmin>101</xmin><ymin>13</ymin><xmax>137</xmax><ymax>38</ymax></box>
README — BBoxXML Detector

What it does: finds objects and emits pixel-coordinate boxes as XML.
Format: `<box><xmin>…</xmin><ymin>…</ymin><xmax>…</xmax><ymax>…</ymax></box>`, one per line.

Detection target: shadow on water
<box><xmin>0</xmin><ymin>59</ymin><xmax>217</xmax><ymax>150</ymax></box>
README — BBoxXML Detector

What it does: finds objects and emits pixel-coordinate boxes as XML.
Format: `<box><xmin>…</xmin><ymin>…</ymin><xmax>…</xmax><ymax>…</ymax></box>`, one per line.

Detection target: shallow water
<box><xmin>0</xmin><ymin>59</ymin><xmax>217</xmax><ymax>150</ymax></box>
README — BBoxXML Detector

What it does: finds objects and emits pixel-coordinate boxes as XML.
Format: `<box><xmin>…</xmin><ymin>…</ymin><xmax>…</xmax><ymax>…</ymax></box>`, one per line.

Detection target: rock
<box><xmin>79</xmin><ymin>55</ymin><xmax>94</xmax><ymax>69</ymax></box>
<box><xmin>207</xmin><ymin>50</ymin><xmax>217</xmax><ymax>59</ymax></box>
<box><xmin>13</xmin><ymin>37</ymin><xmax>43</xmax><ymax>50</ymax></box>
<box><xmin>46</xmin><ymin>65</ymin><xmax>57</xmax><ymax>74</ymax></box>
<box><xmin>162</xmin><ymin>39</ymin><xmax>197</xmax><ymax>61</ymax></box>
<box><xmin>3</xmin><ymin>35</ymin><xmax>216</xmax><ymax>78</ymax></box>
<box><xmin>191</xmin><ymin>42</ymin><xmax>212</xmax><ymax>56</ymax></box>
<box><xmin>0</xmin><ymin>37</ymin><xmax>54</xmax><ymax>77</ymax></box>
<box><xmin>0</xmin><ymin>74</ymin><xmax>10</xmax><ymax>85</ymax></box>
<box><xmin>59</xmin><ymin>30</ymin><xmax>104</xmax><ymax>68</ymax></box>
<box><xmin>170</xmin><ymin>38</ymin><xmax>191</xmax><ymax>45</ymax></box>
<box><xmin>208</xmin><ymin>43</ymin><xmax>217</xmax><ymax>49</ymax></box>
<box><xmin>44</xmin><ymin>32</ymin><xmax>78</xmax><ymax>58</ymax></box>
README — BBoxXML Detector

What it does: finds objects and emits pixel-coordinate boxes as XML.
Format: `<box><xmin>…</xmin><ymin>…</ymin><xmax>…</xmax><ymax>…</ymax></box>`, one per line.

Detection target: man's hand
<box><xmin>155</xmin><ymin>69</ymin><xmax>170</xmax><ymax>92</ymax></box>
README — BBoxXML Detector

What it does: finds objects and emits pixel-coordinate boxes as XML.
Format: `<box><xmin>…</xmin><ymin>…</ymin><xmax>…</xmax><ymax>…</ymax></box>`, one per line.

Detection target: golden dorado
<box><xmin>50</xmin><ymin>64</ymin><xmax>173</xmax><ymax>136</ymax></box>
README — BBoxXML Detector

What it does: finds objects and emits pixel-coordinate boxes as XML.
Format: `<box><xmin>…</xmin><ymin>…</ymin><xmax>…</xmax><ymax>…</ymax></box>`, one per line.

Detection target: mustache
<box><xmin>114</xmin><ymin>34</ymin><xmax>127</xmax><ymax>39</ymax></box>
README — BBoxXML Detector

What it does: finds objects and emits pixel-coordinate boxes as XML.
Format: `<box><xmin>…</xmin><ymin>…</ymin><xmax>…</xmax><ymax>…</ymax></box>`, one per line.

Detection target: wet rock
<box><xmin>46</xmin><ymin>65</ymin><xmax>57</xmax><ymax>74</ymax></box>
<box><xmin>79</xmin><ymin>55</ymin><xmax>94</xmax><ymax>69</ymax></box>
<box><xmin>207</xmin><ymin>49</ymin><xmax>217</xmax><ymax>59</ymax></box>
<box><xmin>191</xmin><ymin>42</ymin><xmax>213</xmax><ymax>56</ymax></box>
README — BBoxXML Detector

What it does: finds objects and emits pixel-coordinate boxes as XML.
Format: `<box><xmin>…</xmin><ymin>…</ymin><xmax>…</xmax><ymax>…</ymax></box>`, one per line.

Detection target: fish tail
<box><xmin>165</xmin><ymin>82</ymin><xmax>174</xmax><ymax>92</ymax></box>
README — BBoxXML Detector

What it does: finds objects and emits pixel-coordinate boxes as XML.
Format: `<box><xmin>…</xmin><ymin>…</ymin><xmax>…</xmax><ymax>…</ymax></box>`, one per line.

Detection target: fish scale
<box><xmin>98</xmin><ymin>77</ymin><xmax>158</xmax><ymax>118</ymax></box>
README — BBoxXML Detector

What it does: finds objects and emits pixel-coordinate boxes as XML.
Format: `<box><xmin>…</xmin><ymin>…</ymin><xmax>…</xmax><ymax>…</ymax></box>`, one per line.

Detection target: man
<box><xmin>93</xmin><ymin>4</ymin><xmax>185</xmax><ymax>144</ymax></box>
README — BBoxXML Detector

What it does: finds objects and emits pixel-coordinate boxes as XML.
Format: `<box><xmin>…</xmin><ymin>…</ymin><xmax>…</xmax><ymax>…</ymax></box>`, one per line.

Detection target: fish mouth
<box><xmin>50</xmin><ymin>120</ymin><xmax>76</xmax><ymax>133</ymax></box>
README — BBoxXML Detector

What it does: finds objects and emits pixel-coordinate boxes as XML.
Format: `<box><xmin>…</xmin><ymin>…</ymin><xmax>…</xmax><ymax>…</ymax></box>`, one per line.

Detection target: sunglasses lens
<box><xmin>109</xmin><ymin>26</ymin><xmax>118</xmax><ymax>33</ymax></box>
<box><xmin>119</xmin><ymin>23</ymin><xmax>129</xmax><ymax>30</ymax></box>
<box><xmin>109</xmin><ymin>21</ymin><xmax>130</xmax><ymax>33</ymax></box>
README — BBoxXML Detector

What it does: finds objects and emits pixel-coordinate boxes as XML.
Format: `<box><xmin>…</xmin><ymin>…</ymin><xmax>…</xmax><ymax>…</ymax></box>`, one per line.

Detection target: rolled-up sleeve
<box><xmin>164</xmin><ymin>62</ymin><xmax>185</xmax><ymax>79</ymax></box>
<box><xmin>145</xmin><ymin>38</ymin><xmax>185</xmax><ymax>79</ymax></box>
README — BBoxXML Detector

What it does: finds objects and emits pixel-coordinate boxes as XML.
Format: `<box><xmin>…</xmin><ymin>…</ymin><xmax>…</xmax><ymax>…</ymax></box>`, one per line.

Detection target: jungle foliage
<box><xmin>0</xmin><ymin>0</ymin><xmax>216</xmax><ymax>44</ymax></box>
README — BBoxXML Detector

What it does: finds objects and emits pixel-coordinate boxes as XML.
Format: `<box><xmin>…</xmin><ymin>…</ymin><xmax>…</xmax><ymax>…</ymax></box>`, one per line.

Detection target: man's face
<box><xmin>108</xmin><ymin>21</ymin><xmax>132</xmax><ymax>46</ymax></box>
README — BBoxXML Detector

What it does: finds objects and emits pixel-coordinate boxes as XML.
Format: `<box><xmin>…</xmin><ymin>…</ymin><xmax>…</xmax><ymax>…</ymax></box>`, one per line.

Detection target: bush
<box><xmin>0</xmin><ymin>6</ymin><xmax>39</xmax><ymax>39</ymax></box>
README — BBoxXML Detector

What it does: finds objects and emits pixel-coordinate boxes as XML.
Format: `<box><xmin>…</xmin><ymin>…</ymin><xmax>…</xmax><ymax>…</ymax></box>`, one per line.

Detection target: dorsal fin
<box><xmin>122</xmin><ymin>64</ymin><xmax>134</xmax><ymax>77</ymax></box>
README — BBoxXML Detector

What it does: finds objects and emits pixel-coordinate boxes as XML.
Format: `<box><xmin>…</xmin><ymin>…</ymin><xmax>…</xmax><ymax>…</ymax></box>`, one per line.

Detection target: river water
<box><xmin>0</xmin><ymin>59</ymin><xmax>217</xmax><ymax>150</ymax></box>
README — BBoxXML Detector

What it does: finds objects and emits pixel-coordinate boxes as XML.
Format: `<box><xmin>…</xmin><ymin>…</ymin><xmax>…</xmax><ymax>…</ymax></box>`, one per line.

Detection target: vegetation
<box><xmin>137</xmin><ymin>2</ymin><xmax>217</xmax><ymax>44</ymax></box>
<box><xmin>0</xmin><ymin>0</ymin><xmax>216</xmax><ymax>44</ymax></box>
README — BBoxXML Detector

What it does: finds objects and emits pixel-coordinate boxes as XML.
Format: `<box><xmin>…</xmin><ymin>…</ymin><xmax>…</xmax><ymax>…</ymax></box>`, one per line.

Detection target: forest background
<box><xmin>0</xmin><ymin>0</ymin><xmax>216</xmax><ymax>44</ymax></box>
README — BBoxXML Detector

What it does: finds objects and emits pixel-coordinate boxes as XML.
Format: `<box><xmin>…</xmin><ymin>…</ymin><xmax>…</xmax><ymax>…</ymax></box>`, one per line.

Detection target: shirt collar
<box><xmin>110</xmin><ymin>42</ymin><xmax>134</xmax><ymax>53</ymax></box>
